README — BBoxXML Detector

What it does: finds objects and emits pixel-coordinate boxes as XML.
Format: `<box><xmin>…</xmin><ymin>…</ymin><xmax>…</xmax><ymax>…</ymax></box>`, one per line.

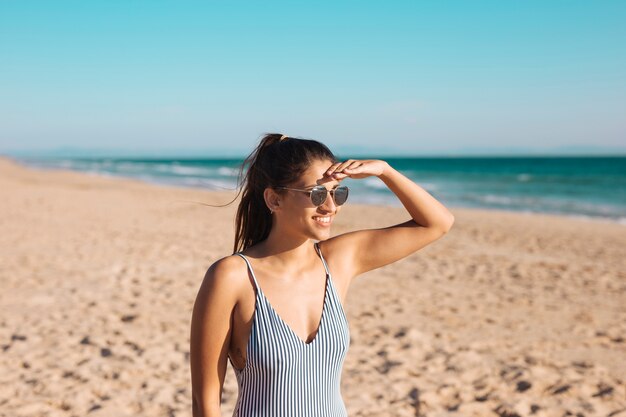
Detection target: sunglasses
<box><xmin>274</xmin><ymin>185</ymin><xmax>349</xmax><ymax>207</ymax></box>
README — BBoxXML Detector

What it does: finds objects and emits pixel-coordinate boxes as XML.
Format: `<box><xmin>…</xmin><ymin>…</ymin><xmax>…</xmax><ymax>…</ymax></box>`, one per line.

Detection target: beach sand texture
<box><xmin>1</xmin><ymin>156</ymin><xmax>625</xmax><ymax>417</ymax></box>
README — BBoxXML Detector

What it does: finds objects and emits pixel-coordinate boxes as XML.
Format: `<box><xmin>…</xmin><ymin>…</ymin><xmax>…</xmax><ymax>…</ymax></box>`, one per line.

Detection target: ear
<box><xmin>263</xmin><ymin>187</ymin><xmax>281</xmax><ymax>213</ymax></box>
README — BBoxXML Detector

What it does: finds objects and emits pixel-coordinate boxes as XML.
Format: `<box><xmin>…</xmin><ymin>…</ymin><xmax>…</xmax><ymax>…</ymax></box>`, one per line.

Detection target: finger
<box><xmin>331</xmin><ymin>172</ymin><xmax>348</xmax><ymax>180</ymax></box>
<box><xmin>342</xmin><ymin>162</ymin><xmax>362</xmax><ymax>172</ymax></box>
<box><xmin>334</xmin><ymin>160</ymin><xmax>356</xmax><ymax>172</ymax></box>
<box><xmin>325</xmin><ymin>162</ymin><xmax>342</xmax><ymax>176</ymax></box>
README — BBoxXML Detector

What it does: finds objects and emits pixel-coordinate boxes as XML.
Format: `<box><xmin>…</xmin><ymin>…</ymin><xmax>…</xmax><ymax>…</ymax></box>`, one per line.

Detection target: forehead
<box><xmin>296</xmin><ymin>159</ymin><xmax>339</xmax><ymax>188</ymax></box>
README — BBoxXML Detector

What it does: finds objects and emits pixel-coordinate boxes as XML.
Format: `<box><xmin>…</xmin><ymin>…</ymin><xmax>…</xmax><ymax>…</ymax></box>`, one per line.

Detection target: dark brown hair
<box><xmin>232</xmin><ymin>133</ymin><xmax>338</xmax><ymax>253</ymax></box>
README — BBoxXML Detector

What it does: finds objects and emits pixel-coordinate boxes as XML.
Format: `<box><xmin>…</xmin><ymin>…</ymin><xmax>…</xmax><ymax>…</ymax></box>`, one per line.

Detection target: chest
<box><xmin>239</xmin><ymin>269</ymin><xmax>330</xmax><ymax>339</ymax></box>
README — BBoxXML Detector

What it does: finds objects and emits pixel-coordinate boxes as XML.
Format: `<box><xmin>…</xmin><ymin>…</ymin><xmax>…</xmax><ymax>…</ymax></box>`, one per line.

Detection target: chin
<box><xmin>315</xmin><ymin>229</ymin><xmax>332</xmax><ymax>240</ymax></box>
<box><xmin>308</xmin><ymin>227</ymin><xmax>329</xmax><ymax>238</ymax></box>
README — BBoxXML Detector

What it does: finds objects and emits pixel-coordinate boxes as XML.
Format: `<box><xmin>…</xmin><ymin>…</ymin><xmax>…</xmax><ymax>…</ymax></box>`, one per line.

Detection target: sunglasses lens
<box><xmin>334</xmin><ymin>186</ymin><xmax>349</xmax><ymax>205</ymax></box>
<box><xmin>311</xmin><ymin>188</ymin><xmax>327</xmax><ymax>206</ymax></box>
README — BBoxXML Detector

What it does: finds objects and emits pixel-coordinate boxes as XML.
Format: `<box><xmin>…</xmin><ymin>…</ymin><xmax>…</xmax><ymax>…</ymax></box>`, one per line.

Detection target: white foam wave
<box><xmin>167</xmin><ymin>165</ymin><xmax>212</xmax><ymax>176</ymax></box>
<box><xmin>363</xmin><ymin>178</ymin><xmax>386</xmax><ymax>189</ymax></box>
<box><xmin>178</xmin><ymin>177</ymin><xmax>238</xmax><ymax>190</ymax></box>
<box><xmin>480</xmin><ymin>194</ymin><xmax>517</xmax><ymax>204</ymax></box>
<box><xmin>218</xmin><ymin>166</ymin><xmax>240</xmax><ymax>176</ymax></box>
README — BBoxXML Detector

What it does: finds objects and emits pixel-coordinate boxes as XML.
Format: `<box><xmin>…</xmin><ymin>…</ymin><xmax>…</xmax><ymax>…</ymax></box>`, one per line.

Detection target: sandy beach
<box><xmin>0</xmin><ymin>155</ymin><xmax>624</xmax><ymax>417</ymax></box>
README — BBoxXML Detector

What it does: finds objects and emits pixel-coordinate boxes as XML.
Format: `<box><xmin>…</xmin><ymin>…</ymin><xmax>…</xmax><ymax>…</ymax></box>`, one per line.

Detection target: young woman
<box><xmin>190</xmin><ymin>133</ymin><xmax>455</xmax><ymax>416</ymax></box>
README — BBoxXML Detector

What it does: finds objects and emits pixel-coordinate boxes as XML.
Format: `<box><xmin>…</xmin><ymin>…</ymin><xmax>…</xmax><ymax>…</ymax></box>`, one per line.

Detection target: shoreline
<box><xmin>1</xmin><ymin>155</ymin><xmax>623</xmax><ymax>227</ymax></box>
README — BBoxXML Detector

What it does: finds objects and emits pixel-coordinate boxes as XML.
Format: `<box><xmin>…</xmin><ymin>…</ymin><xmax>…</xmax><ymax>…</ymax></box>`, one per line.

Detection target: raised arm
<box><xmin>190</xmin><ymin>257</ymin><xmax>241</xmax><ymax>417</ymax></box>
<box><xmin>324</xmin><ymin>159</ymin><xmax>455</xmax><ymax>278</ymax></box>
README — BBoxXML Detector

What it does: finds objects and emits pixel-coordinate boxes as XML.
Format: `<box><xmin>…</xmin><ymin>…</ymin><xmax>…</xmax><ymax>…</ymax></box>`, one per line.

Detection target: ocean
<box><xmin>10</xmin><ymin>156</ymin><xmax>626</xmax><ymax>225</ymax></box>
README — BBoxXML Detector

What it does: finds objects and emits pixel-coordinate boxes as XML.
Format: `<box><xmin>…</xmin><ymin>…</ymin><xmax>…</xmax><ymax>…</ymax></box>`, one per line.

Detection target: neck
<box><xmin>251</xmin><ymin>229</ymin><xmax>317</xmax><ymax>264</ymax></box>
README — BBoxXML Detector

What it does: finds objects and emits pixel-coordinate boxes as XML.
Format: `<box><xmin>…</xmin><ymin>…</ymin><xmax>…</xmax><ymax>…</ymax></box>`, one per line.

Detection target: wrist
<box><xmin>378</xmin><ymin>161</ymin><xmax>392</xmax><ymax>178</ymax></box>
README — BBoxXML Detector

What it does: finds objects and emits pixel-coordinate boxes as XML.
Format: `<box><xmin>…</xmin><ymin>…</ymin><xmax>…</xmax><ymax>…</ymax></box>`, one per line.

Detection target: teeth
<box><xmin>313</xmin><ymin>216</ymin><xmax>331</xmax><ymax>223</ymax></box>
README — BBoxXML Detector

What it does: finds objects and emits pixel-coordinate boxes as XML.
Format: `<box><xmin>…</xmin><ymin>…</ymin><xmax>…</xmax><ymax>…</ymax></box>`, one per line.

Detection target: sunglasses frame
<box><xmin>274</xmin><ymin>185</ymin><xmax>349</xmax><ymax>207</ymax></box>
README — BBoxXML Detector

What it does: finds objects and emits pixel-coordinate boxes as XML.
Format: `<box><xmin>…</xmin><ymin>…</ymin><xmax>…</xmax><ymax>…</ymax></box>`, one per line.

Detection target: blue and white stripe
<box><xmin>230</xmin><ymin>241</ymin><xmax>351</xmax><ymax>417</ymax></box>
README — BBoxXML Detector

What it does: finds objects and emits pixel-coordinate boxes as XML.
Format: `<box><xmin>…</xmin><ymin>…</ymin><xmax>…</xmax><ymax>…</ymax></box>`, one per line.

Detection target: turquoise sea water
<box><xmin>11</xmin><ymin>156</ymin><xmax>626</xmax><ymax>224</ymax></box>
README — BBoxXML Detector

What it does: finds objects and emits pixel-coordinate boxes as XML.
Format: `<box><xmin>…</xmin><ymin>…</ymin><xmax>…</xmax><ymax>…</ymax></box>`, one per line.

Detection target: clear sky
<box><xmin>1</xmin><ymin>1</ymin><xmax>625</xmax><ymax>157</ymax></box>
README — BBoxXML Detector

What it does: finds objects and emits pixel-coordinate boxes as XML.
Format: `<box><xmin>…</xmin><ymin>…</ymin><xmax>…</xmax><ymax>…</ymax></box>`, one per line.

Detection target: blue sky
<box><xmin>1</xmin><ymin>1</ymin><xmax>625</xmax><ymax>157</ymax></box>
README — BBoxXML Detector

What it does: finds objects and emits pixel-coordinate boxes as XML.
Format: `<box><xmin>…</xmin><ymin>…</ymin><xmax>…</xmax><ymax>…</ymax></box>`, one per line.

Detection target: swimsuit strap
<box><xmin>234</xmin><ymin>252</ymin><xmax>261</xmax><ymax>294</ymax></box>
<box><xmin>314</xmin><ymin>241</ymin><xmax>331</xmax><ymax>276</ymax></box>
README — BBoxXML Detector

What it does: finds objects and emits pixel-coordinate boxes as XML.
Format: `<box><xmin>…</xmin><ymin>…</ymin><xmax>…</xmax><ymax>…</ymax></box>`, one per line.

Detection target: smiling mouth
<box><xmin>312</xmin><ymin>216</ymin><xmax>332</xmax><ymax>226</ymax></box>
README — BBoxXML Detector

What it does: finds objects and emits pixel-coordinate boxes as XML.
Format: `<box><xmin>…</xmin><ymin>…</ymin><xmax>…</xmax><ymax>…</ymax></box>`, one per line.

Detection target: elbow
<box><xmin>192</xmin><ymin>397</ymin><xmax>203</xmax><ymax>417</ymax></box>
<box><xmin>191</xmin><ymin>389</ymin><xmax>222</xmax><ymax>417</ymax></box>
<box><xmin>192</xmin><ymin>396</ymin><xmax>206</xmax><ymax>417</ymax></box>
<box><xmin>437</xmin><ymin>214</ymin><xmax>455</xmax><ymax>234</ymax></box>
<box><xmin>446</xmin><ymin>215</ymin><xmax>455</xmax><ymax>231</ymax></box>
<box><xmin>192</xmin><ymin>393</ymin><xmax>221</xmax><ymax>417</ymax></box>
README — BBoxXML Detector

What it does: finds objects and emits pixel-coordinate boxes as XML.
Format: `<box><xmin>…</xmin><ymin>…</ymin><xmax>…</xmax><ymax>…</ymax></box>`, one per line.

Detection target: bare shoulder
<box><xmin>194</xmin><ymin>254</ymin><xmax>249</xmax><ymax>307</ymax></box>
<box><xmin>316</xmin><ymin>239</ymin><xmax>357</xmax><ymax>296</ymax></box>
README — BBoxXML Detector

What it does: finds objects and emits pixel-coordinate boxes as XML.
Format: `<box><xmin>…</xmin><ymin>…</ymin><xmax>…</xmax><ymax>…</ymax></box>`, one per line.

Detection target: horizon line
<box><xmin>2</xmin><ymin>151</ymin><xmax>626</xmax><ymax>160</ymax></box>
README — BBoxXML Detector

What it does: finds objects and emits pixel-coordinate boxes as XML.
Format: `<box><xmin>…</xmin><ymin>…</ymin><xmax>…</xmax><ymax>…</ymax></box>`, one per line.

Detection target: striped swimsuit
<box><xmin>231</xmin><ymin>241</ymin><xmax>351</xmax><ymax>417</ymax></box>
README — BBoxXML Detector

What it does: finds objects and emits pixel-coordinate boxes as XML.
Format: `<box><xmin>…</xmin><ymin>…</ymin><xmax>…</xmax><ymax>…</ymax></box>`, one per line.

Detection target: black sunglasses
<box><xmin>274</xmin><ymin>185</ymin><xmax>349</xmax><ymax>207</ymax></box>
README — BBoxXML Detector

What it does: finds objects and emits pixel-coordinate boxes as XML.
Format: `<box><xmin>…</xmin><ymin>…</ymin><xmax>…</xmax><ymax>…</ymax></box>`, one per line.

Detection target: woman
<box><xmin>190</xmin><ymin>133</ymin><xmax>455</xmax><ymax>416</ymax></box>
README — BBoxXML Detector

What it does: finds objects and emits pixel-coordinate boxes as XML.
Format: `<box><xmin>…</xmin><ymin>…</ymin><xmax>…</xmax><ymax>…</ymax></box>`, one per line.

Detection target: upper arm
<box><xmin>190</xmin><ymin>256</ymin><xmax>241</xmax><ymax>416</ymax></box>
<box><xmin>327</xmin><ymin>218</ymin><xmax>454</xmax><ymax>278</ymax></box>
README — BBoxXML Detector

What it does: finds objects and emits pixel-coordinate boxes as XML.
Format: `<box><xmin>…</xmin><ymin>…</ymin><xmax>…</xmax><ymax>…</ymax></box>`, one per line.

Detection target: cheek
<box><xmin>281</xmin><ymin>201</ymin><xmax>313</xmax><ymax>222</ymax></box>
<box><xmin>290</xmin><ymin>194</ymin><xmax>314</xmax><ymax>209</ymax></box>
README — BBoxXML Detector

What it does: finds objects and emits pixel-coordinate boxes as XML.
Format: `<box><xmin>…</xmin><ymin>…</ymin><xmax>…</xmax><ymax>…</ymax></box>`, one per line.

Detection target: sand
<box><xmin>0</xmin><ymin>156</ymin><xmax>624</xmax><ymax>417</ymax></box>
